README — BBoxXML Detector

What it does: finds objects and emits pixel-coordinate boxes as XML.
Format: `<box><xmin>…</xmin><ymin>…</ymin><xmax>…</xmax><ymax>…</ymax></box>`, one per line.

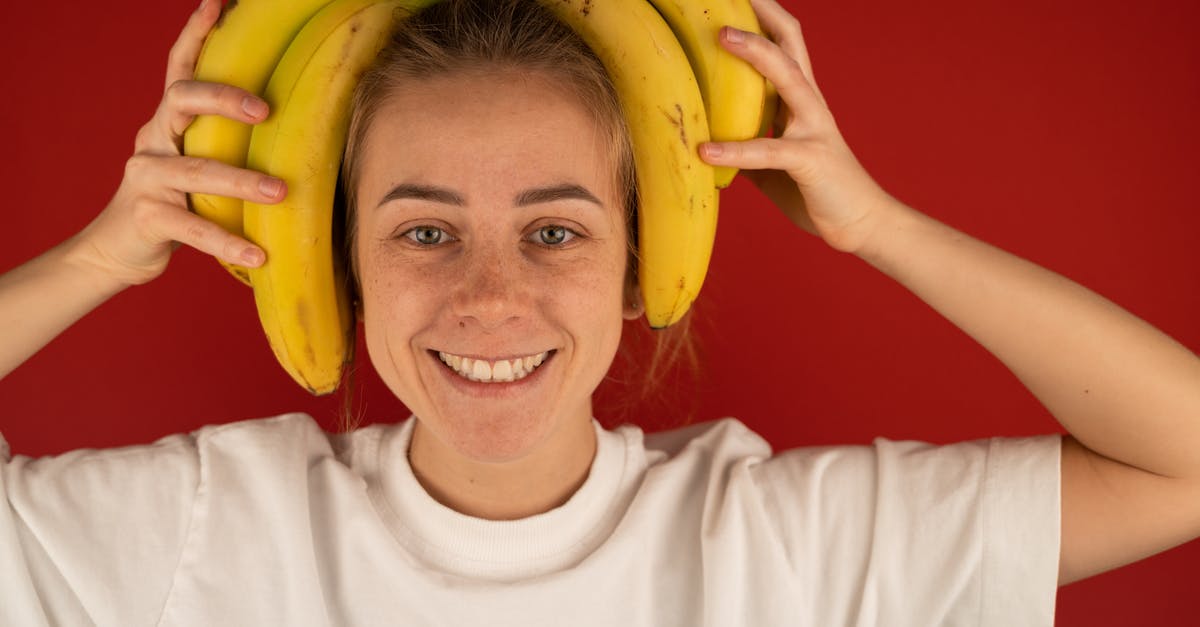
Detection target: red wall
<box><xmin>1</xmin><ymin>0</ymin><xmax>1197</xmax><ymax>623</ymax></box>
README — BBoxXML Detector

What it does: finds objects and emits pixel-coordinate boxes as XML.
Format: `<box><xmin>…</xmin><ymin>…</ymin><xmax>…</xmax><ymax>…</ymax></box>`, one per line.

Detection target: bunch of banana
<box><xmin>183</xmin><ymin>0</ymin><xmax>336</xmax><ymax>286</ymax></box>
<box><xmin>184</xmin><ymin>0</ymin><xmax>775</xmax><ymax>394</ymax></box>
<box><xmin>243</xmin><ymin>0</ymin><xmax>426</xmax><ymax>395</ymax></box>
<box><xmin>539</xmin><ymin>0</ymin><xmax>774</xmax><ymax>328</ymax></box>
<box><xmin>185</xmin><ymin>0</ymin><xmax>421</xmax><ymax>395</ymax></box>
<box><xmin>644</xmin><ymin>0</ymin><xmax>769</xmax><ymax>190</ymax></box>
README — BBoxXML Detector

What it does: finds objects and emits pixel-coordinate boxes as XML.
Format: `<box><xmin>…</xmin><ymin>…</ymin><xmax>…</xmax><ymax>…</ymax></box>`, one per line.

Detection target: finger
<box><xmin>146</xmin><ymin>200</ymin><xmax>267</xmax><ymax>268</ymax></box>
<box><xmin>719</xmin><ymin>26</ymin><xmax>828</xmax><ymax>121</ymax></box>
<box><xmin>125</xmin><ymin>153</ymin><xmax>287</xmax><ymax>205</ymax></box>
<box><xmin>165</xmin><ymin>0</ymin><xmax>221</xmax><ymax>91</ymax></box>
<box><xmin>748</xmin><ymin>0</ymin><xmax>816</xmax><ymax>85</ymax></box>
<box><xmin>159</xmin><ymin>80</ymin><xmax>270</xmax><ymax>144</ymax></box>
<box><xmin>138</xmin><ymin>81</ymin><xmax>268</xmax><ymax>155</ymax></box>
<box><xmin>699</xmin><ymin>136</ymin><xmax>815</xmax><ymax>174</ymax></box>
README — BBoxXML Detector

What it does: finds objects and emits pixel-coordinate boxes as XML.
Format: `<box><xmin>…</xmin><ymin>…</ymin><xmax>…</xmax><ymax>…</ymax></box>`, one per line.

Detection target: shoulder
<box><xmin>191</xmin><ymin>411</ymin><xmax>325</xmax><ymax>442</ymax></box>
<box><xmin>640</xmin><ymin>416</ymin><xmax>773</xmax><ymax>461</ymax></box>
<box><xmin>3</xmin><ymin>412</ymin><xmax>333</xmax><ymax>463</ymax></box>
<box><xmin>633</xmin><ymin>417</ymin><xmax>1060</xmax><ymax>486</ymax></box>
<box><xmin>1</xmin><ymin>412</ymin><xmax>351</xmax><ymax>496</ymax></box>
<box><xmin>633</xmin><ymin>418</ymin><xmax>1061</xmax><ymax>537</ymax></box>
<box><xmin>634</xmin><ymin>417</ymin><xmax>893</xmax><ymax>489</ymax></box>
<box><xmin>188</xmin><ymin>412</ymin><xmax>386</xmax><ymax>473</ymax></box>
<box><xmin>3</xmin><ymin>412</ymin><xmax>384</xmax><ymax>482</ymax></box>
<box><xmin>752</xmin><ymin>433</ymin><xmax>1061</xmax><ymax>505</ymax></box>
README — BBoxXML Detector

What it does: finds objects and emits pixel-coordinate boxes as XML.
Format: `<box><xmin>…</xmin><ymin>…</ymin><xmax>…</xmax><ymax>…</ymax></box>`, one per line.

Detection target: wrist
<box><xmin>57</xmin><ymin>232</ymin><xmax>136</xmax><ymax>298</ymax></box>
<box><xmin>850</xmin><ymin>198</ymin><xmax>930</xmax><ymax>267</ymax></box>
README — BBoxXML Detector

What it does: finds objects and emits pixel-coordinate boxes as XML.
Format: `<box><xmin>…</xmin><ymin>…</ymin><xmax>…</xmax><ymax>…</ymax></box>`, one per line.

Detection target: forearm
<box><xmin>857</xmin><ymin>200</ymin><xmax>1200</xmax><ymax>479</ymax></box>
<box><xmin>0</xmin><ymin>235</ymin><xmax>127</xmax><ymax>380</ymax></box>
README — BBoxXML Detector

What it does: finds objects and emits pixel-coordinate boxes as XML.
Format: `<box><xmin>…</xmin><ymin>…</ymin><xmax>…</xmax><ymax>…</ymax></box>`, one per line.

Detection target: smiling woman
<box><xmin>1</xmin><ymin>0</ymin><xmax>1199</xmax><ymax>625</ymax></box>
<box><xmin>351</xmin><ymin>67</ymin><xmax>638</xmax><ymax>516</ymax></box>
<box><xmin>338</xmin><ymin>0</ymin><xmax>700</xmax><ymax>441</ymax></box>
<box><xmin>336</xmin><ymin>1</ymin><xmax>658</xmax><ymax>517</ymax></box>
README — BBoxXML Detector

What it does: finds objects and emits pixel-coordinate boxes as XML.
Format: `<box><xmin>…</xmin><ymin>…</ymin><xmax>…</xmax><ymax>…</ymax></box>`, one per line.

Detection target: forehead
<box><xmin>347</xmin><ymin>68</ymin><xmax>630</xmax><ymax>231</ymax></box>
<box><xmin>360</xmin><ymin>70</ymin><xmax>613</xmax><ymax>179</ymax></box>
<box><xmin>350</xmin><ymin>68</ymin><xmax>628</xmax><ymax>205</ymax></box>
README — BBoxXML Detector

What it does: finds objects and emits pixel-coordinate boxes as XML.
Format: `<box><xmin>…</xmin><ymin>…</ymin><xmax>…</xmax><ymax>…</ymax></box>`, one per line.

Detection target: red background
<box><xmin>1</xmin><ymin>0</ymin><xmax>1197</xmax><ymax>623</ymax></box>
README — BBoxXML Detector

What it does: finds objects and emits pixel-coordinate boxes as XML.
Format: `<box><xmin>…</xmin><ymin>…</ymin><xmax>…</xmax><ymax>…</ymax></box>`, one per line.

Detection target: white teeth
<box><xmin>437</xmin><ymin>350</ymin><xmax>550</xmax><ymax>383</ymax></box>
<box><xmin>492</xmin><ymin>360</ymin><xmax>513</xmax><ymax>382</ymax></box>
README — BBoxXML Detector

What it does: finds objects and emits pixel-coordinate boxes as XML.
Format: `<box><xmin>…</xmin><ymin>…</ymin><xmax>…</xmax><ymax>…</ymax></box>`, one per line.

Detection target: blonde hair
<box><xmin>334</xmin><ymin>0</ymin><xmax>699</xmax><ymax>431</ymax></box>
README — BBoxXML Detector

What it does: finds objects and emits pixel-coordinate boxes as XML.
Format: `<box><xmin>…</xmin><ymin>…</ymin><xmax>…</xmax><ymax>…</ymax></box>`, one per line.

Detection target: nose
<box><xmin>449</xmin><ymin>244</ymin><xmax>530</xmax><ymax>330</ymax></box>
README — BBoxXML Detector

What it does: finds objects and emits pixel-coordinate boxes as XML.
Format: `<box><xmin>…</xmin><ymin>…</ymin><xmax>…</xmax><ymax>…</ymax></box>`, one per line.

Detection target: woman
<box><xmin>1</xmin><ymin>0</ymin><xmax>1198</xmax><ymax>624</ymax></box>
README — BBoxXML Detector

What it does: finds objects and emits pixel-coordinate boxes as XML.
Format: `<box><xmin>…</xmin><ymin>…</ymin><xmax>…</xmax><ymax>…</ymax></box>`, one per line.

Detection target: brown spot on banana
<box><xmin>339</xmin><ymin>17</ymin><xmax>364</xmax><ymax>64</ymax></box>
<box><xmin>295</xmin><ymin>299</ymin><xmax>319</xmax><ymax>378</ymax></box>
<box><xmin>557</xmin><ymin>0</ymin><xmax>592</xmax><ymax>17</ymax></box>
<box><xmin>660</xmin><ymin>103</ymin><xmax>688</xmax><ymax>149</ymax></box>
<box><xmin>675</xmin><ymin>103</ymin><xmax>687</xmax><ymax>148</ymax></box>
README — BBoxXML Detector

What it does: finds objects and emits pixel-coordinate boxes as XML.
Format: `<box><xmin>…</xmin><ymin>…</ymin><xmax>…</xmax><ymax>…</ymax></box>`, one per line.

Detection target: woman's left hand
<box><xmin>700</xmin><ymin>0</ymin><xmax>899</xmax><ymax>255</ymax></box>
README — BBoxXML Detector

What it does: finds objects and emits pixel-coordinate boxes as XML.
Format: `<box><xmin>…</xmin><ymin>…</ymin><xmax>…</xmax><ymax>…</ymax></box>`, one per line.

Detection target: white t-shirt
<box><xmin>0</xmin><ymin>413</ymin><xmax>1060</xmax><ymax>626</ymax></box>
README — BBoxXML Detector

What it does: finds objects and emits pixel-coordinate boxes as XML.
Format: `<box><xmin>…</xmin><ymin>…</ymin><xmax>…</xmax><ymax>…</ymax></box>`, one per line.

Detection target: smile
<box><xmin>436</xmin><ymin>350</ymin><xmax>552</xmax><ymax>383</ymax></box>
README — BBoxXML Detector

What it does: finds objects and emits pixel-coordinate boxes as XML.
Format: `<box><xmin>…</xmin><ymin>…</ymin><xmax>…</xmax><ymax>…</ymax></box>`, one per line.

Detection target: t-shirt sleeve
<box><xmin>750</xmin><ymin>434</ymin><xmax>1061</xmax><ymax>627</ymax></box>
<box><xmin>0</xmin><ymin>429</ymin><xmax>200</xmax><ymax>626</ymax></box>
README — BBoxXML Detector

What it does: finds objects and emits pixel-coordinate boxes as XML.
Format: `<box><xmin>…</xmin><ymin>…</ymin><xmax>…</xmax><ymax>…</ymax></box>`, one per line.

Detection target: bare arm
<box><xmin>0</xmin><ymin>237</ymin><xmax>127</xmax><ymax>380</ymax></box>
<box><xmin>0</xmin><ymin>1</ymin><xmax>279</xmax><ymax>382</ymax></box>
<box><xmin>857</xmin><ymin>200</ymin><xmax>1200</xmax><ymax>585</ymax></box>
<box><xmin>705</xmin><ymin>0</ymin><xmax>1200</xmax><ymax>587</ymax></box>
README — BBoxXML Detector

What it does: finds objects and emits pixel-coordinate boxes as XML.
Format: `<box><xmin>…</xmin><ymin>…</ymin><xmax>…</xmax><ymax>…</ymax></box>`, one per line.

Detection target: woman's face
<box><xmin>353</xmin><ymin>69</ymin><xmax>638</xmax><ymax>463</ymax></box>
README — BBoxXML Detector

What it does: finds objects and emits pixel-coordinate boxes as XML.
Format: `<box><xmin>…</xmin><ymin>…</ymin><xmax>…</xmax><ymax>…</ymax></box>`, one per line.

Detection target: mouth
<box><xmin>432</xmin><ymin>349</ymin><xmax>556</xmax><ymax>383</ymax></box>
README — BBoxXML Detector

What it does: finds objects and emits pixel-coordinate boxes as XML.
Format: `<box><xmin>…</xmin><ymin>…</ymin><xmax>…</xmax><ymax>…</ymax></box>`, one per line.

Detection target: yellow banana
<box><xmin>647</xmin><ymin>0</ymin><xmax>767</xmax><ymax>189</ymax></box>
<box><xmin>759</xmin><ymin>78</ymin><xmax>779</xmax><ymax>138</ymax></box>
<box><xmin>537</xmin><ymin>0</ymin><xmax>718</xmax><ymax>329</ymax></box>
<box><xmin>242</xmin><ymin>0</ymin><xmax>409</xmax><ymax>395</ymax></box>
<box><xmin>182</xmin><ymin>0</ymin><xmax>335</xmax><ymax>286</ymax></box>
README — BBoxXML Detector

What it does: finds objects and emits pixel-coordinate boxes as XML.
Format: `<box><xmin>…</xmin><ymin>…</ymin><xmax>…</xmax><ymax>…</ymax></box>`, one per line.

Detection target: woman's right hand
<box><xmin>72</xmin><ymin>0</ymin><xmax>286</xmax><ymax>288</ymax></box>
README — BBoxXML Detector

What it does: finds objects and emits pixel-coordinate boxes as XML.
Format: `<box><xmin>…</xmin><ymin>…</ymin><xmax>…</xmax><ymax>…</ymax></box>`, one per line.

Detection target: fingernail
<box><xmin>704</xmin><ymin>143</ymin><xmax>724</xmax><ymax>158</ymax></box>
<box><xmin>198</xmin><ymin>0</ymin><xmax>208</xmax><ymax>12</ymax></box>
<box><xmin>259</xmin><ymin>177</ymin><xmax>283</xmax><ymax>197</ymax></box>
<box><xmin>242</xmin><ymin>247</ymin><xmax>265</xmax><ymax>266</ymax></box>
<box><xmin>242</xmin><ymin>96</ymin><xmax>268</xmax><ymax>119</ymax></box>
<box><xmin>724</xmin><ymin>26</ymin><xmax>746</xmax><ymax>44</ymax></box>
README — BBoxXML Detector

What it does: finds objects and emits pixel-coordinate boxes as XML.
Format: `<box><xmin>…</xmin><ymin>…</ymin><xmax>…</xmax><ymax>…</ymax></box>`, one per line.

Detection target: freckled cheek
<box><xmin>358</xmin><ymin>250</ymin><xmax>449</xmax><ymax>357</ymax></box>
<box><xmin>548</xmin><ymin>258</ymin><xmax>628</xmax><ymax>321</ymax></box>
<box><xmin>361</xmin><ymin>246</ymin><xmax>448</xmax><ymax>300</ymax></box>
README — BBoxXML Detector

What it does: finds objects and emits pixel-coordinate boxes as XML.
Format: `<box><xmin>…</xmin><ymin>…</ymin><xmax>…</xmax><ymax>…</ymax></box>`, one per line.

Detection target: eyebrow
<box><xmin>376</xmin><ymin>182</ymin><xmax>603</xmax><ymax>209</ymax></box>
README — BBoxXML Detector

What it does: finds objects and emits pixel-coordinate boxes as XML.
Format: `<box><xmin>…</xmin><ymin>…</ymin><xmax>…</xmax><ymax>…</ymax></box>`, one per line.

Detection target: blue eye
<box><xmin>536</xmin><ymin>225</ymin><xmax>575</xmax><ymax>246</ymax></box>
<box><xmin>404</xmin><ymin>226</ymin><xmax>448</xmax><ymax>245</ymax></box>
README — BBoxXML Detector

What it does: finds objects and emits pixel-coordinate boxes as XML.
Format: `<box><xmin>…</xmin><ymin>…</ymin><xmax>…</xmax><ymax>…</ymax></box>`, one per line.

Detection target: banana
<box><xmin>183</xmin><ymin>0</ymin><xmax>336</xmax><ymax>286</ymax></box>
<box><xmin>759</xmin><ymin>78</ymin><xmax>780</xmax><ymax>138</ymax></box>
<box><xmin>537</xmin><ymin>0</ymin><xmax>718</xmax><ymax>329</ymax></box>
<box><xmin>242</xmin><ymin>0</ymin><xmax>409</xmax><ymax>394</ymax></box>
<box><xmin>647</xmin><ymin>0</ymin><xmax>767</xmax><ymax>189</ymax></box>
